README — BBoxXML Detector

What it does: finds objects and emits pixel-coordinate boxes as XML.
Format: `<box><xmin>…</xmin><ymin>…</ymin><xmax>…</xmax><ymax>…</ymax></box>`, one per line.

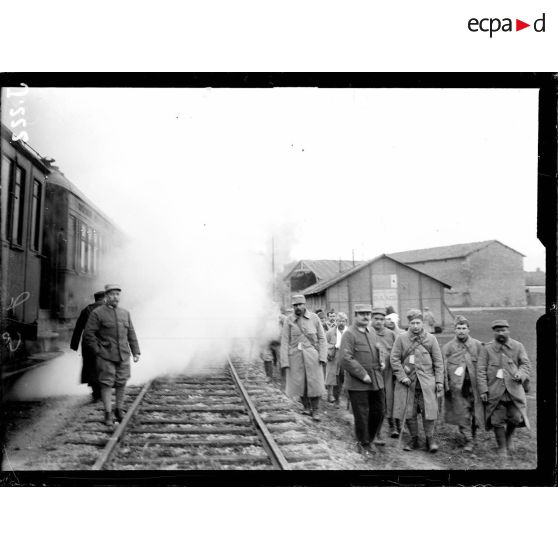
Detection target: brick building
<box><xmin>389</xmin><ymin>240</ymin><xmax>526</xmax><ymax>307</ymax></box>
<box><xmin>300</xmin><ymin>254</ymin><xmax>453</xmax><ymax>328</ymax></box>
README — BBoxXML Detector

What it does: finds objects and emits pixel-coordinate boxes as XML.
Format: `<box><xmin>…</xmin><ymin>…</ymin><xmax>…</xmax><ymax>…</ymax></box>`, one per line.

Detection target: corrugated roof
<box><xmin>284</xmin><ymin>259</ymin><xmax>365</xmax><ymax>281</ymax></box>
<box><xmin>388</xmin><ymin>240</ymin><xmax>525</xmax><ymax>262</ymax></box>
<box><xmin>301</xmin><ymin>254</ymin><xmax>451</xmax><ymax>296</ymax></box>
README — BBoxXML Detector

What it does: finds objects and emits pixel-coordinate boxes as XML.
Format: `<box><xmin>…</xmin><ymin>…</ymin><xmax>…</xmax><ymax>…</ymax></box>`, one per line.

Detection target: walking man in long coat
<box><xmin>477</xmin><ymin>319</ymin><xmax>531</xmax><ymax>457</ymax></box>
<box><xmin>390</xmin><ymin>309</ymin><xmax>444</xmax><ymax>452</ymax></box>
<box><xmin>280</xmin><ymin>294</ymin><xmax>327</xmax><ymax>421</ymax></box>
<box><xmin>70</xmin><ymin>290</ymin><xmax>106</xmax><ymax>401</ymax></box>
<box><xmin>370</xmin><ymin>307</ymin><xmax>399</xmax><ymax>441</ymax></box>
<box><xmin>84</xmin><ymin>284</ymin><xmax>140</xmax><ymax>426</ymax></box>
<box><xmin>325</xmin><ymin>312</ymin><xmax>348</xmax><ymax>408</ymax></box>
<box><xmin>442</xmin><ymin>316</ymin><xmax>484</xmax><ymax>452</ymax></box>
<box><xmin>340</xmin><ymin>304</ymin><xmax>385</xmax><ymax>455</ymax></box>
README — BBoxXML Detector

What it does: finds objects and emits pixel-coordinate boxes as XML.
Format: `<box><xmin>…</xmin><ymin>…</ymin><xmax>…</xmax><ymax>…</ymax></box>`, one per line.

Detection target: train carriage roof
<box><xmin>1</xmin><ymin>123</ymin><xmax>51</xmax><ymax>173</ymax></box>
<box><xmin>46</xmin><ymin>167</ymin><xmax>121</xmax><ymax>231</ymax></box>
<box><xmin>2</xmin><ymin>122</ymin><xmax>122</xmax><ymax>234</ymax></box>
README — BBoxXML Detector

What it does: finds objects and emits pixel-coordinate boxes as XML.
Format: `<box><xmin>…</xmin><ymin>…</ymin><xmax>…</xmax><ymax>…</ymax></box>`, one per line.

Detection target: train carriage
<box><xmin>39</xmin><ymin>167</ymin><xmax>124</xmax><ymax>341</ymax></box>
<box><xmin>1</xmin><ymin>122</ymin><xmax>123</xmax><ymax>378</ymax></box>
<box><xmin>1</xmin><ymin>124</ymin><xmax>49</xmax><ymax>369</ymax></box>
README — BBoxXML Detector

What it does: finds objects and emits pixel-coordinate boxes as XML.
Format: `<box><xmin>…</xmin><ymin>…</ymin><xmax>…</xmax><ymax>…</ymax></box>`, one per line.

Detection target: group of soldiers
<box><xmin>70</xmin><ymin>284</ymin><xmax>141</xmax><ymax>427</ymax></box>
<box><xmin>278</xmin><ymin>294</ymin><xmax>531</xmax><ymax>458</ymax></box>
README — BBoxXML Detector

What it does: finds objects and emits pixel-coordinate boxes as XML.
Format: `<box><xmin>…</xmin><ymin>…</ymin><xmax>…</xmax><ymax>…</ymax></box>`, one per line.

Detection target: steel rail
<box><xmin>226</xmin><ymin>355</ymin><xmax>291</xmax><ymax>470</ymax></box>
<box><xmin>92</xmin><ymin>379</ymin><xmax>153</xmax><ymax>470</ymax></box>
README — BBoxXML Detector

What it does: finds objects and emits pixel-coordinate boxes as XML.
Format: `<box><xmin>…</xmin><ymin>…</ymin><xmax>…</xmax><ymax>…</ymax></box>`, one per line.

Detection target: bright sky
<box><xmin>4</xmin><ymin>87</ymin><xmax>542</xmax><ymax>271</ymax></box>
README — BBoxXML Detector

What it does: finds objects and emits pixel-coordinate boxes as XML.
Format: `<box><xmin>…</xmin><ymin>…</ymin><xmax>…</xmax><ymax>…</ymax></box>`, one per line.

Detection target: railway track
<box><xmin>49</xmin><ymin>353</ymin><xmax>330</xmax><ymax>471</ymax></box>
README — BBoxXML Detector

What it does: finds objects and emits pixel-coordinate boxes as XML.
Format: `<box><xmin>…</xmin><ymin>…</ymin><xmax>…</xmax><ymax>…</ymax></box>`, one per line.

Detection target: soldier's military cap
<box><xmin>104</xmin><ymin>284</ymin><xmax>122</xmax><ymax>293</ymax></box>
<box><xmin>454</xmin><ymin>315</ymin><xmax>469</xmax><ymax>326</ymax></box>
<box><xmin>407</xmin><ymin>308</ymin><xmax>423</xmax><ymax>321</ymax></box>
<box><xmin>354</xmin><ymin>303</ymin><xmax>372</xmax><ymax>313</ymax></box>
<box><xmin>94</xmin><ymin>290</ymin><xmax>106</xmax><ymax>299</ymax></box>
<box><xmin>291</xmin><ymin>294</ymin><xmax>306</xmax><ymax>305</ymax></box>
<box><xmin>491</xmin><ymin>319</ymin><xmax>510</xmax><ymax>329</ymax></box>
<box><xmin>371</xmin><ymin>307</ymin><xmax>386</xmax><ymax>316</ymax></box>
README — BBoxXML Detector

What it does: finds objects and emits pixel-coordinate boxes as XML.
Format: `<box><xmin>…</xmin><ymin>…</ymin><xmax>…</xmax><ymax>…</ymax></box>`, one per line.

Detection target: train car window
<box><xmin>10</xmin><ymin>164</ymin><xmax>26</xmax><ymax>245</ymax></box>
<box><xmin>92</xmin><ymin>229</ymin><xmax>98</xmax><ymax>274</ymax></box>
<box><xmin>68</xmin><ymin>216</ymin><xmax>77</xmax><ymax>270</ymax></box>
<box><xmin>1</xmin><ymin>156</ymin><xmax>13</xmax><ymax>238</ymax></box>
<box><xmin>31</xmin><ymin>178</ymin><xmax>42</xmax><ymax>252</ymax></box>
<box><xmin>86</xmin><ymin>227</ymin><xmax>93</xmax><ymax>273</ymax></box>
<box><xmin>1</xmin><ymin>155</ymin><xmax>13</xmax><ymax>190</ymax></box>
<box><xmin>80</xmin><ymin>223</ymin><xmax>86</xmax><ymax>272</ymax></box>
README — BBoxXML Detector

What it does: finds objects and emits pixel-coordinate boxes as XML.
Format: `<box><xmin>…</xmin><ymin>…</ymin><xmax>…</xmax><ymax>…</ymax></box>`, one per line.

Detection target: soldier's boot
<box><xmin>327</xmin><ymin>386</ymin><xmax>335</xmax><ymax>403</ymax></box>
<box><xmin>424</xmin><ymin>419</ymin><xmax>439</xmax><ymax>453</ymax></box>
<box><xmin>264</xmin><ymin>360</ymin><xmax>274</xmax><ymax>379</ymax></box>
<box><xmin>471</xmin><ymin>418</ymin><xmax>478</xmax><ymax>440</ymax></box>
<box><xmin>388</xmin><ymin>418</ymin><xmax>399</xmax><ymax>438</ymax></box>
<box><xmin>505</xmin><ymin>424</ymin><xmax>517</xmax><ymax>453</ymax></box>
<box><xmin>373</xmin><ymin>419</ymin><xmax>386</xmax><ymax>446</ymax></box>
<box><xmin>494</xmin><ymin>427</ymin><xmax>508</xmax><ymax>457</ymax></box>
<box><xmin>104</xmin><ymin>411</ymin><xmax>114</xmax><ymax>427</ymax></box>
<box><xmin>310</xmin><ymin>397</ymin><xmax>321</xmax><ymax>421</ymax></box>
<box><xmin>100</xmin><ymin>386</ymin><xmax>113</xmax><ymax>425</ymax></box>
<box><xmin>300</xmin><ymin>396</ymin><xmax>312</xmax><ymax>415</ymax></box>
<box><xmin>458</xmin><ymin>426</ymin><xmax>473</xmax><ymax>451</ymax></box>
<box><xmin>403</xmin><ymin>418</ymin><xmax>420</xmax><ymax>451</ymax></box>
<box><xmin>114</xmin><ymin>385</ymin><xmax>126</xmax><ymax>423</ymax></box>
<box><xmin>333</xmin><ymin>384</ymin><xmax>341</xmax><ymax>408</ymax></box>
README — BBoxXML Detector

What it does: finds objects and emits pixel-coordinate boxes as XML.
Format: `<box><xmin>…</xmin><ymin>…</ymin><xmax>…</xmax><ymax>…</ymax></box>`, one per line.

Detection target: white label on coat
<box><xmin>298</xmin><ymin>342</ymin><xmax>302</xmax><ymax>351</ymax></box>
<box><xmin>409</xmin><ymin>355</ymin><xmax>415</xmax><ymax>364</ymax></box>
<box><xmin>496</xmin><ymin>369</ymin><xmax>504</xmax><ymax>379</ymax></box>
<box><xmin>454</xmin><ymin>366</ymin><xmax>464</xmax><ymax>376</ymax></box>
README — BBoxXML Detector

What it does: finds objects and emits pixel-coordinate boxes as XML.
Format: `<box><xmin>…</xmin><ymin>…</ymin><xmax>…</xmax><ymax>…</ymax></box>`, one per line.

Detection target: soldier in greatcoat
<box><xmin>340</xmin><ymin>304</ymin><xmax>385</xmax><ymax>455</ymax></box>
<box><xmin>370</xmin><ymin>307</ymin><xmax>399</xmax><ymax>441</ymax></box>
<box><xmin>70</xmin><ymin>290</ymin><xmax>106</xmax><ymax>402</ymax></box>
<box><xmin>280</xmin><ymin>294</ymin><xmax>327</xmax><ymax>421</ymax></box>
<box><xmin>390</xmin><ymin>309</ymin><xmax>444</xmax><ymax>452</ymax></box>
<box><xmin>324</xmin><ymin>312</ymin><xmax>348</xmax><ymax>408</ymax></box>
<box><xmin>442</xmin><ymin>316</ymin><xmax>484</xmax><ymax>452</ymax></box>
<box><xmin>83</xmin><ymin>284</ymin><xmax>140</xmax><ymax>426</ymax></box>
<box><xmin>477</xmin><ymin>319</ymin><xmax>531</xmax><ymax>456</ymax></box>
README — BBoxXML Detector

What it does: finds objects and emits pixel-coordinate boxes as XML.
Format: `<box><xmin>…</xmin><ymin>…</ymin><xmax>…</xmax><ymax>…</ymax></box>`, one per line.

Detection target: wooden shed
<box><xmin>300</xmin><ymin>254</ymin><xmax>453</xmax><ymax>328</ymax></box>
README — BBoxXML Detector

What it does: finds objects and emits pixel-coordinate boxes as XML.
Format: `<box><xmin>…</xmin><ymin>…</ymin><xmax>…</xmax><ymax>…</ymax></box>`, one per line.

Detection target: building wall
<box><xmin>403</xmin><ymin>243</ymin><xmax>526</xmax><ymax>307</ymax></box>
<box><xmin>468</xmin><ymin>243</ymin><xmax>526</xmax><ymax>306</ymax></box>
<box><xmin>405</xmin><ymin>258</ymin><xmax>469</xmax><ymax>306</ymax></box>
<box><xmin>306</xmin><ymin>257</ymin><xmax>450</xmax><ymax>327</ymax></box>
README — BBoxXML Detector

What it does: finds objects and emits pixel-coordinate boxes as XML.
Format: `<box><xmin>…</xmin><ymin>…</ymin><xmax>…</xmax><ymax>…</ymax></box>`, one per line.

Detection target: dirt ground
<box><xmin>1</xmin><ymin>307</ymin><xmax>540</xmax><ymax>476</ymax></box>
<box><xmin>1</xmin><ymin>395</ymin><xmax>88</xmax><ymax>472</ymax></box>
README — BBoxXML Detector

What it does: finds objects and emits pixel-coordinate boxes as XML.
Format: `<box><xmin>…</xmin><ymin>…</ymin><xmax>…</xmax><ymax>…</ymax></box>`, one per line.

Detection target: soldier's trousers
<box><xmin>348</xmin><ymin>389</ymin><xmax>385</xmax><ymax>444</ymax></box>
<box><xmin>453</xmin><ymin>378</ymin><xmax>476</xmax><ymax>441</ymax></box>
<box><xmin>332</xmin><ymin>371</ymin><xmax>345</xmax><ymax>402</ymax></box>
<box><xmin>406</xmin><ymin>385</ymin><xmax>436</xmax><ymax>438</ymax></box>
<box><xmin>491</xmin><ymin>392</ymin><xmax>523</xmax><ymax>428</ymax></box>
